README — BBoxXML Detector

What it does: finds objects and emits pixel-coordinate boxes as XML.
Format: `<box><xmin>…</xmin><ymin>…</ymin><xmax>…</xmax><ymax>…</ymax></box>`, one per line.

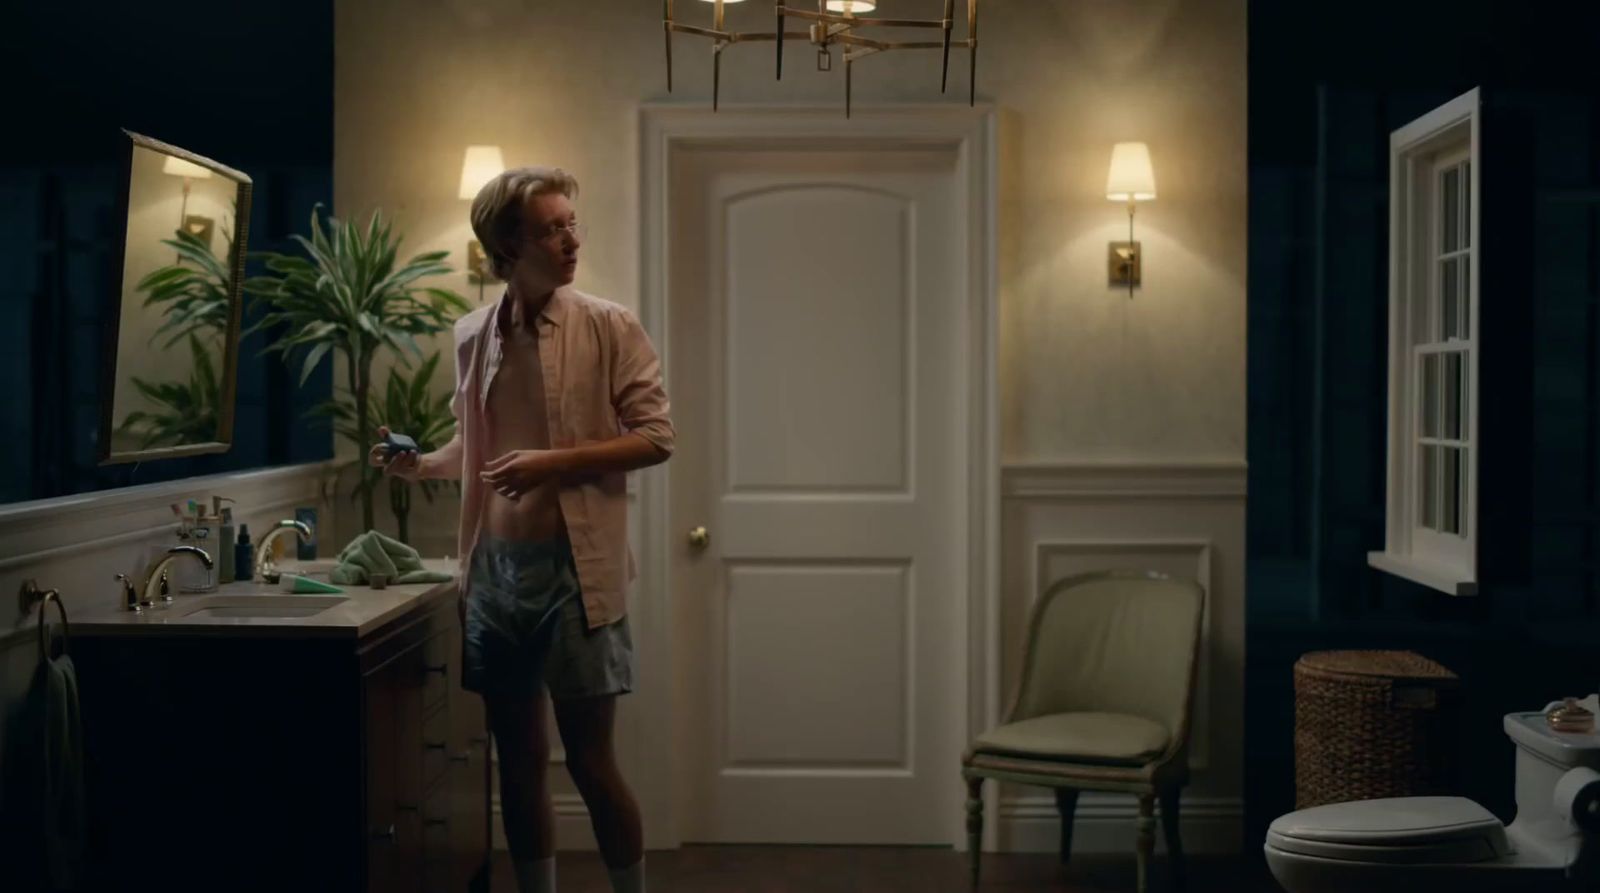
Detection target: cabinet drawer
<box><xmin>420</xmin><ymin>632</ymin><xmax>452</xmax><ymax>710</ymax></box>
<box><xmin>421</xmin><ymin>783</ymin><xmax>452</xmax><ymax>893</ymax></box>
<box><xmin>422</xmin><ymin>705</ymin><xmax>451</xmax><ymax>789</ymax></box>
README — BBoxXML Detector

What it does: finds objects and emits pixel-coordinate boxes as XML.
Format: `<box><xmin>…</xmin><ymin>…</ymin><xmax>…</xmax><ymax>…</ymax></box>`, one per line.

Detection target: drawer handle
<box><xmin>372</xmin><ymin>823</ymin><xmax>396</xmax><ymax>842</ymax></box>
<box><xmin>425</xmin><ymin>741</ymin><xmax>448</xmax><ymax>752</ymax></box>
<box><xmin>450</xmin><ymin>750</ymin><xmax>471</xmax><ymax>764</ymax></box>
<box><xmin>423</xmin><ymin>663</ymin><xmax>448</xmax><ymax>676</ymax></box>
<box><xmin>425</xmin><ymin>818</ymin><xmax>449</xmax><ymax>829</ymax></box>
<box><xmin>469</xmin><ymin>735</ymin><xmax>488</xmax><ymax>746</ymax></box>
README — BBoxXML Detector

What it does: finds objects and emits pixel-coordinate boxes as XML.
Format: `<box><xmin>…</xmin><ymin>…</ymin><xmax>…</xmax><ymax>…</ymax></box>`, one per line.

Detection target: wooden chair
<box><xmin>961</xmin><ymin>570</ymin><xmax>1206</xmax><ymax>893</ymax></box>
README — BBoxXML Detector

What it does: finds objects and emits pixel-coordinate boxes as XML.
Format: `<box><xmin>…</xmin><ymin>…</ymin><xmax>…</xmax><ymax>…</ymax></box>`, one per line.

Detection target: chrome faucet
<box><xmin>256</xmin><ymin>519</ymin><xmax>313</xmax><ymax>583</ymax></box>
<box><xmin>141</xmin><ymin>545</ymin><xmax>214</xmax><ymax>607</ymax></box>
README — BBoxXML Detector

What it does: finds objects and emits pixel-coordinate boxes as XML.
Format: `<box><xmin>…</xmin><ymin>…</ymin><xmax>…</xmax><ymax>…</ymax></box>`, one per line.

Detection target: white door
<box><xmin>667</xmin><ymin>145</ymin><xmax>970</xmax><ymax>845</ymax></box>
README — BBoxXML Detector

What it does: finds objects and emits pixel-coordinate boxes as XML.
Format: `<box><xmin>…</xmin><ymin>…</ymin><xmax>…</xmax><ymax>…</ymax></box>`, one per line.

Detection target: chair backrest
<box><xmin>1010</xmin><ymin>570</ymin><xmax>1205</xmax><ymax>743</ymax></box>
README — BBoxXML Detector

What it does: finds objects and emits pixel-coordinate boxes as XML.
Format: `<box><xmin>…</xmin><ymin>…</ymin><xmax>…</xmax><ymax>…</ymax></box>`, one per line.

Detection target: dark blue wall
<box><xmin>1246</xmin><ymin>0</ymin><xmax>1600</xmax><ymax>864</ymax></box>
<box><xmin>0</xmin><ymin>1</ymin><xmax>334</xmax><ymax>505</ymax></box>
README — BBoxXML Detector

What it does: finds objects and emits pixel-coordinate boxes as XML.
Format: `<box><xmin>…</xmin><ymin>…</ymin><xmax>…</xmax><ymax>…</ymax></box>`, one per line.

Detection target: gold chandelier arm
<box><xmin>941</xmin><ymin>0</ymin><xmax>954</xmax><ymax>93</ymax></box>
<box><xmin>729</xmin><ymin>30</ymin><xmax>811</xmax><ymax>43</ymax></box>
<box><xmin>836</xmin><ymin>35</ymin><xmax>947</xmax><ymax>51</ymax></box>
<box><xmin>669</xmin><ymin>22</ymin><xmax>732</xmax><ymax>40</ymax></box>
<box><xmin>664</xmin><ymin>0</ymin><xmax>674</xmax><ymax>91</ymax></box>
<box><xmin>968</xmin><ymin>0</ymin><xmax>979</xmax><ymax>106</ymax></box>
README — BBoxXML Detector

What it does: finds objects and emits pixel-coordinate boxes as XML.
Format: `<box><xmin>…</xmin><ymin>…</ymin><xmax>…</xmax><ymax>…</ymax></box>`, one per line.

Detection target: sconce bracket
<box><xmin>467</xmin><ymin>240</ymin><xmax>500</xmax><ymax>286</ymax></box>
<box><xmin>1108</xmin><ymin>240</ymin><xmax>1142</xmax><ymax>289</ymax></box>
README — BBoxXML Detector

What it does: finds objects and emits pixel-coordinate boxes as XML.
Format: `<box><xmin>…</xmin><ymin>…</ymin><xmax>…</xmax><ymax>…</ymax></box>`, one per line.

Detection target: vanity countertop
<box><xmin>72</xmin><ymin>558</ymin><xmax>460</xmax><ymax>640</ymax></box>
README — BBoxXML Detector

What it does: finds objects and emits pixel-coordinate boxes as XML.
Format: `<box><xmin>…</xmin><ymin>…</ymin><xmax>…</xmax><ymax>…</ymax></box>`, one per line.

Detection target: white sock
<box><xmin>607</xmin><ymin>857</ymin><xmax>645</xmax><ymax>893</ymax></box>
<box><xmin>514</xmin><ymin>855</ymin><xmax>556</xmax><ymax>893</ymax></box>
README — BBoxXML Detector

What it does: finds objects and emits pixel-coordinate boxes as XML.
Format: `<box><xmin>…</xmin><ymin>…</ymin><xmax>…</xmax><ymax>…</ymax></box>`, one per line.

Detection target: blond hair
<box><xmin>469</xmin><ymin>166</ymin><xmax>580</xmax><ymax>281</ymax></box>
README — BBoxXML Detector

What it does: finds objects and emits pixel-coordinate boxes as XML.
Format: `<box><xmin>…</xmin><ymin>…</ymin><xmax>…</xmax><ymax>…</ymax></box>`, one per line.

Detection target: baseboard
<box><xmin>996</xmin><ymin>794</ymin><xmax>1244</xmax><ymax>855</ymax></box>
<box><xmin>491</xmin><ymin>794</ymin><xmax>1246</xmax><ymax>855</ymax></box>
<box><xmin>493</xmin><ymin>795</ymin><xmax>597</xmax><ymax>852</ymax></box>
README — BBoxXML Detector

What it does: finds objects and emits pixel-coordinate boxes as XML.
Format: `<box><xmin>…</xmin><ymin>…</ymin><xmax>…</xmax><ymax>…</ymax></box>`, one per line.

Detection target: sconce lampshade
<box><xmin>162</xmin><ymin>156</ymin><xmax>212</xmax><ymax>179</ymax></box>
<box><xmin>1105</xmin><ymin>142</ymin><xmax>1156</xmax><ymax>202</ymax></box>
<box><xmin>458</xmin><ymin>145</ymin><xmax>506</xmax><ymax>200</ymax></box>
<box><xmin>696</xmin><ymin>0</ymin><xmax>750</xmax><ymax>3</ymax></box>
<box><xmin>825</xmin><ymin>0</ymin><xmax>877</xmax><ymax>11</ymax></box>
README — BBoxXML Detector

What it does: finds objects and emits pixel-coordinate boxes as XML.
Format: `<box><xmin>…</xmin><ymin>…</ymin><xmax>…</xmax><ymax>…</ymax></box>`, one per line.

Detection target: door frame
<box><xmin>634</xmin><ymin>103</ymin><xmax>1000</xmax><ymax>850</ymax></box>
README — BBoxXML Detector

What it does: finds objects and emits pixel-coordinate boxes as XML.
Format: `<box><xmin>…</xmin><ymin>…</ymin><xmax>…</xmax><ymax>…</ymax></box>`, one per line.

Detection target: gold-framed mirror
<box><xmin>98</xmin><ymin>131</ymin><xmax>252</xmax><ymax>465</ymax></box>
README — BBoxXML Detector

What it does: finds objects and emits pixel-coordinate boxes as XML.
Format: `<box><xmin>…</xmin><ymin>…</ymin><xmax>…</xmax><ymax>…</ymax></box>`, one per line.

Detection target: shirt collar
<box><xmin>490</xmin><ymin>285</ymin><xmax>568</xmax><ymax>340</ymax></box>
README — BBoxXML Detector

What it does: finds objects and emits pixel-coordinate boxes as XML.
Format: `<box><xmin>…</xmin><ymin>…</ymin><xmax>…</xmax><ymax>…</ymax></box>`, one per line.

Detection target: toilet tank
<box><xmin>1504</xmin><ymin>708</ymin><xmax>1600</xmax><ymax>840</ymax></box>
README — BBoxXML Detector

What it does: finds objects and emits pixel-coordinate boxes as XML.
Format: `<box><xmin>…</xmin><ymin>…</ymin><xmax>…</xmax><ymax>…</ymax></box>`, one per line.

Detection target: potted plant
<box><xmin>245</xmin><ymin>206</ymin><xmax>469</xmax><ymax>531</ymax></box>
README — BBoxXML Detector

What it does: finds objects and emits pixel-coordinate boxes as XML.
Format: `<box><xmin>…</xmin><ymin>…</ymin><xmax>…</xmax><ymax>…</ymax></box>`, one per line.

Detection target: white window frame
<box><xmin>1368</xmin><ymin>87</ymin><xmax>1481</xmax><ymax>596</ymax></box>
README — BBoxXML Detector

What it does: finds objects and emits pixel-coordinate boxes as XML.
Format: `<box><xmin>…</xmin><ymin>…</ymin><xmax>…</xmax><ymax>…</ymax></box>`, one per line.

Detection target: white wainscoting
<box><xmin>996</xmin><ymin>460</ymin><xmax>1246</xmax><ymax>855</ymax></box>
<box><xmin>0</xmin><ymin>461</ymin><xmax>339</xmax><ymax>847</ymax></box>
<box><xmin>516</xmin><ymin>461</ymin><xmax>1247</xmax><ymax>855</ymax></box>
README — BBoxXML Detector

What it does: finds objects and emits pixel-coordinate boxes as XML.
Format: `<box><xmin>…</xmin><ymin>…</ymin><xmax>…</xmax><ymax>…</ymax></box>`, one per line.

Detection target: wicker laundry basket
<box><xmin>1293</xmin><ymin>650</ymin><xmax>1461</xmax><ymax>809</ymax></box>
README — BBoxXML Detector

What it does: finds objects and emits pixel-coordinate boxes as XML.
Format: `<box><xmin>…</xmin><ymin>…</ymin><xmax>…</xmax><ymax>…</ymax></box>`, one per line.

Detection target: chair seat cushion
<box><xmin>973</xmin><ymin>712</ymin><xmax>1169</xmax><ymax>765</ymax></box>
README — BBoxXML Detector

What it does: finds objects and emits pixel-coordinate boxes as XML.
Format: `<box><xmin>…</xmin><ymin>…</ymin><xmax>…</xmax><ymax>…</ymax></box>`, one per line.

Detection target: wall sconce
<box><xmin>162</xmin><ymin>155</ymin><xmax>215</xmax><ymax>258</ymax></box>
<box><xmin>1105</xmin><ymin>141</ymin><xmax>1156</xmax><ymax>298</ymax></box>
<box><xmin>458</xmin><ymin>145</ymin><xmax>506</xmax><ymax>299</ymax></box>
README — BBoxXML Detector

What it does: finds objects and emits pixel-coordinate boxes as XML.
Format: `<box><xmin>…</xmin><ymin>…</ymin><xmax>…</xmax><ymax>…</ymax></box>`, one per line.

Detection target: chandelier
<box><xmin>662</xmin><ymin>0</ymin><xmax>980</xmax><ymax>117</ymax></box>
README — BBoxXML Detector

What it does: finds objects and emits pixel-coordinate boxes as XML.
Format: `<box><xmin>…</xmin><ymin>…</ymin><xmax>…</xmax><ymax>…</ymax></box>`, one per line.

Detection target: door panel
<box><xmin>669</xmin><ymin>147</ymin><xmax>969</xmax><ymax>844</ymax></box>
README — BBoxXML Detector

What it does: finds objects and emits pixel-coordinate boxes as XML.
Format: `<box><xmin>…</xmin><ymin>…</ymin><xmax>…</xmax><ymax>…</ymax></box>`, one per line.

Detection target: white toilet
<box><xmin>1265</xmin><ymin>699</ymin><xmax>1600</xmax><ymax>892</ymax></box>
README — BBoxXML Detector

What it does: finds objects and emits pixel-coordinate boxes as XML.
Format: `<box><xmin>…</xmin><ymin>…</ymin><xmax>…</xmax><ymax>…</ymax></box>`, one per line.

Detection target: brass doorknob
<box><xmin>688</xmin><ymin>526</ymin><xmax>710</xmax><ymax>549</ymax></box>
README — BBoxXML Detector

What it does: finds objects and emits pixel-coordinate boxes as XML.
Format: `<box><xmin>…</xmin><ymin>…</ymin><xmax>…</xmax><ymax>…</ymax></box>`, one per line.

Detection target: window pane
<box><xmin>1461</xmin><ymin>162</ymin><xmax>1471</xmax><ymax>250</ymax></box>
<box><xmin>1441</xmin><ymin>447</ymin><xmax>1461</xmax><ymax>534</ymax></box>
<box><xmin>1442</xmin><ymin>167</ymin><xmax>1460</xmax><ymax>252</ymax></box>
<box><xmin>1461</xmin><ymin>350</ymin><xmax>1470</xmax><ymax>437</ymax></box>
<box><xmin>1441</xmin><ymin>258</ymin><xmax>1459</xmax><ymax>339</ymax></box>
<box><xmin>1444</xmin><ymin>352</ymin><xmax>1463</xmax><ymax>440</ymax></box>
<box><xmin>1420</xmin><ymin>445</ymin><xmax>1438</xmax><ymax>530</ymax></box>
<box><xmin>1421</xmin><ymin>354</ymin><xmax>1440</xmax><ymax>438</ymax></box>
<box><xmin>1461</xmin><ymin>257</ymin><xmax>1471</xmax><ymax>339</ymax></box>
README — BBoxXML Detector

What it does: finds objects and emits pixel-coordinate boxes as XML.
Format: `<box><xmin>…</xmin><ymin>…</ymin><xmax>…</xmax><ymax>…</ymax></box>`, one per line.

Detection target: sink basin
<box><xmin>172</xmin><ymin>594</ymin><xmax>347</xmax><ymax>620</ymax></box>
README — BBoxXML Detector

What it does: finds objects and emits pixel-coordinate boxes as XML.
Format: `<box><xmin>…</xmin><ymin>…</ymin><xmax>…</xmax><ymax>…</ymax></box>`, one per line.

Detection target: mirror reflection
<box><xmin>101</xmin><ymin>132</ymin><xmax>251</xmax><ymax>463</ymax></box>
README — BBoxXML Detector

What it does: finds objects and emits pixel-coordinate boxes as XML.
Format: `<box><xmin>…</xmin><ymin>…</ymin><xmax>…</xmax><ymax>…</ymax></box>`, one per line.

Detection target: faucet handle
<box><xmin>115</xmin><ymin>573</ymin><xmax>146</xmax><ymax>613</ymax></box>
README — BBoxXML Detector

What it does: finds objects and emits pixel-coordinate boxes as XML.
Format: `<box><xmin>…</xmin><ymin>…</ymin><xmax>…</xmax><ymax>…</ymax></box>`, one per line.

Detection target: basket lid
<box><xmin>1296</xmin><ymin>650</ymin><xmax>1458</xmax><ymax>683</ymax></box>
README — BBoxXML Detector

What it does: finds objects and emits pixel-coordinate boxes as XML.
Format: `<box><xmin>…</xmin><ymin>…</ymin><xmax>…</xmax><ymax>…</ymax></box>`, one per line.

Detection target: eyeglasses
<box><xmin>530</xmin><ymin>221</ymin><xmax>586</xmax><ymax>245</ymax></box>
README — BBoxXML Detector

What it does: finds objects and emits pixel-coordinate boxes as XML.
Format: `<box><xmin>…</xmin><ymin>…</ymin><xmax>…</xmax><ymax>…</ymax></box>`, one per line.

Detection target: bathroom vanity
<box><xmin>70</xmin><ymin>562</ymin><xmax>489</xmax><ymax>893</ymax></box>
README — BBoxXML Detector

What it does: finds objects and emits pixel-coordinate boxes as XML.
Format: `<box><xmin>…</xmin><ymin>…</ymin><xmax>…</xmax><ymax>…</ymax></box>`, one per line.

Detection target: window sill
<box><xmin>1366</xmin><ymin>551</ymin><xmax>1478</xmax><ymax>596</ymax></box>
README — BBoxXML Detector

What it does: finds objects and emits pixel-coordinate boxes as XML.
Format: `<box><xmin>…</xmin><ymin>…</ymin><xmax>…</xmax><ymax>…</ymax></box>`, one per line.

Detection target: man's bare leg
<box><xmin>488</xmin><ymin>690</ymin><xmax>557</xmax><ymax>892</ymax></box>
<box><xmin>554</xmin><ymin>694</ymin><xmax>645</xmax><ymax>891</ymax></box>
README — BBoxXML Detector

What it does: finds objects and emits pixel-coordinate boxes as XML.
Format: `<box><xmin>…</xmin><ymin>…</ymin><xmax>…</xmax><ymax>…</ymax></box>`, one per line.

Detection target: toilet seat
<box><xmin>1267</xmin><ymin>797</ymin><xmax>1510</xmax><ymax>865</ymax></box>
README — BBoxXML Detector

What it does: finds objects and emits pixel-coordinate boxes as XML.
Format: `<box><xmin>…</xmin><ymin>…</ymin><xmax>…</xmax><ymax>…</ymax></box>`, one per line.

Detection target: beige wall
<box><xmin>335</xmin><ymin>0</ymin><xmax>1247</xmax><ymax>851</ymax></box>
<box><xmin>334</xmin><ymin>0</ymin><xmax>1245</xmax><ymax>464</ymax></box>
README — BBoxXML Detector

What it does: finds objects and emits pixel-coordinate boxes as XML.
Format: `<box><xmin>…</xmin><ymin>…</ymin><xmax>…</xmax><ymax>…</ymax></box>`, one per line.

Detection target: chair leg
<box><xmin>1159</xmin><ymin>788</ymin><xmax>1186</xmax><ymax>891</ymax></box>
<box><xmin>1053</xmin><ymin>787</ymin><xmax>1080</xmax><ymax>864</ymax></box>
<box><xmin>1135</xmin><ymin>793</ymin><xmax>1155</xmax><ymax>893</ymax></box>
<box><xmin>965</xmin><ymin>776</ymin><xmax>985</xmax><ymax>892</ymax></box>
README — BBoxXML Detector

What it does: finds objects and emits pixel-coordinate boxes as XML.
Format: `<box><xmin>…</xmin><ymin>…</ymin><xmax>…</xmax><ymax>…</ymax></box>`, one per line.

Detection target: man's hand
<box><xmin>369</xmin><ymin>425</ymin><xmax>423</xmax><ymax>482</ymax></box>
<box><xmin>480</xmin><ymin>449</ymin><xmax>563</xmax><ymax>501</ymax></box>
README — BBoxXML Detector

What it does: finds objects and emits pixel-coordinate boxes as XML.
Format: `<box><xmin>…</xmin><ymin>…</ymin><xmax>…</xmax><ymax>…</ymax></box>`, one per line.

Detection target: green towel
<box><xmin>45</xmin><ymin>652</ymin><xmax>85</xmax><ymax>890</ymax></box>
<box><xmin>330</xmin><ymin>530</ymin><xmax>453</xmax><ymax>585</ymax></box>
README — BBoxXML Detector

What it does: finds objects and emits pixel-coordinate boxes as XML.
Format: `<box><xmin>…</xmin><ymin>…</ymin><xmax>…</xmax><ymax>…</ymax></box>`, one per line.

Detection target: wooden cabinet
<box><xmin>364</xmin><ymin>624</ymin><xmax>490</xmax><ymax>893</ymax></box>
<box><xmin>75</xmin><ymin>590</ymin><xmax>490</xmax><ymax>893</ymax></box>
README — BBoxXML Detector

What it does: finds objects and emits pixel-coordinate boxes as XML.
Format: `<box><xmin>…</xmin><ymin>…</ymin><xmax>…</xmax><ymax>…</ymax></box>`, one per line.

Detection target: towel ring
<box><xmin>21</xmin><ymin>579</ymin><xmax>69</xmax><ymax>663</ymax></box>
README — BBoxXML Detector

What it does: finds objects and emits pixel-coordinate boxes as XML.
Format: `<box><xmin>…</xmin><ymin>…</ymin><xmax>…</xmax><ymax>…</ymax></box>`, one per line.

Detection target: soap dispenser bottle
<box><xmin>235</xmin><ymin>524</ymin><xmax>253</xmax><ymax>582</ymax></box>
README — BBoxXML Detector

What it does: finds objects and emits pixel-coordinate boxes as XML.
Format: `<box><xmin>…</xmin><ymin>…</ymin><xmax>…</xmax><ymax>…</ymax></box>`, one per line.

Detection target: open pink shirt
<box><xmin>451</xmin><ymin>286</ymin><xmax>674</xmax><ymax>628</ymax></box>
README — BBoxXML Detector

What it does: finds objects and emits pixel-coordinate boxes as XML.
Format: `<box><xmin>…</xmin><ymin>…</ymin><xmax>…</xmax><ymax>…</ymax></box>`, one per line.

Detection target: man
<box><xmin>370</xmin><ymin>166</ymin><xmax>672</xmax><ymax>893</ymax></box>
